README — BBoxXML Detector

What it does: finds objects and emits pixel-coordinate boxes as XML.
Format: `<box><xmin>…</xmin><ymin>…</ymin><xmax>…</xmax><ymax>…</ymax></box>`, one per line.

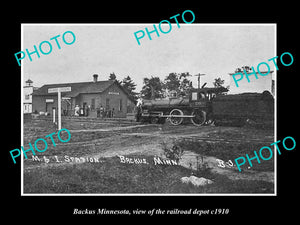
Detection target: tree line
<box><xmin>109</xmin><ymin>72</ymin><xmax>226</xmax><ymax>102</ymax></box>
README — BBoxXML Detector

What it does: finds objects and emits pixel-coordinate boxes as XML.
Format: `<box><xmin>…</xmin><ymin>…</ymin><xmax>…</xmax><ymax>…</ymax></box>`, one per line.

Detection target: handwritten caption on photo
<box><xmin>29</xmin><ymin>154</ymin><xmax>102</xmax><ymax>164</ymax></box>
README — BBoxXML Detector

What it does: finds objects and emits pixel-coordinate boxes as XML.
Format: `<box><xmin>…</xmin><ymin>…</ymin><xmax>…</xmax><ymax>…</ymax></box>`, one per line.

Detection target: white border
<box><xmin>21</xmin><ymin>24</ymin><xmax>24</xmax><ymax>194</ymax></box>
<box><xmin>21</xmin><ymin>23</ymin><xmax>277</xmax><ymax>196</ymax></box>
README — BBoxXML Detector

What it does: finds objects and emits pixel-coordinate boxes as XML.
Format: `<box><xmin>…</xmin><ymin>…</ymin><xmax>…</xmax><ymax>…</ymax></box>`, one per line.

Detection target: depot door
<box><xmin>46</xmin><ymin>102</ymin><xmax>53</xmax><ymax>114</ymax></box>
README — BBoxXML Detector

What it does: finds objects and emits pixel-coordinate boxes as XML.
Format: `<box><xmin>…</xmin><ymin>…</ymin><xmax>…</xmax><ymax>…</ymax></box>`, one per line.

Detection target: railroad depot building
<box><xmin>32</xmin><ymin>75</ymin><xmax>136</xmax><ymax>118</ymax></box>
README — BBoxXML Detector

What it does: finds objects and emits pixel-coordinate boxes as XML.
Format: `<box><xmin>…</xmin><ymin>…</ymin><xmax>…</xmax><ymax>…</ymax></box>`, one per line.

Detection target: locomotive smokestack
<box><xmin>93</xmin><ymin>74</ymin><xmax>98</xmax><ymax>82</ymax></box>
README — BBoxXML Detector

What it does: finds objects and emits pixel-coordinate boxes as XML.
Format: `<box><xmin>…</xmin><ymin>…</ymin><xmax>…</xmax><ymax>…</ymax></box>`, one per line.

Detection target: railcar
<box><xmin>136</xmin><ymin>87</ymin><xmax>274</xmax><ymax>127</ymax></box>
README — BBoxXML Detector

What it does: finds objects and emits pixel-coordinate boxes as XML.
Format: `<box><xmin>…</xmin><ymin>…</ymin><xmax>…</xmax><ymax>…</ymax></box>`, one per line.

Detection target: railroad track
<box><xmin>68</xmin><ymin>124</ymin><xmax>152</xmax><ymax>133</ymax></box>
<box><xmin>23</xmin><ymin>122</ymin><xmax>274</xmax><ymax>147</ymax></box>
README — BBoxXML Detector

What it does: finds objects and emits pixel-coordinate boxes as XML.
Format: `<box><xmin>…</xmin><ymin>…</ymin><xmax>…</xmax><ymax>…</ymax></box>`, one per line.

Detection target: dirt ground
<box><xmin>23</xmin><ymin>117</ymin><xmax>275</xmax><ymax>194</ymax></box>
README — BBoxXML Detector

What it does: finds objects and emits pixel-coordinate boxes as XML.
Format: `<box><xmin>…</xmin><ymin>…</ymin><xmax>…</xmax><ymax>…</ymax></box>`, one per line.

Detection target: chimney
<box><xmin>93</xmin><ymin>74</ymin><xmax>98</xmax><ymax>82</ymax></box>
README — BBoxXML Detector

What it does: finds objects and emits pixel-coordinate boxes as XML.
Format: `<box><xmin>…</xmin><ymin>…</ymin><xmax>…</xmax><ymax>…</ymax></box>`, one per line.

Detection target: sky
<box><xmin>22</xmin><ymin>24</ymin><xmax>275</xmax><ymax>92</ymax></box>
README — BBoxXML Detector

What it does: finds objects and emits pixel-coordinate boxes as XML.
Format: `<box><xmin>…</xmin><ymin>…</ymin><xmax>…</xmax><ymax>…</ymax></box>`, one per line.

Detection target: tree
<box><xmin>108</xmin><ymin>72</ymin><xmax>122</xmax><ymax>85</ymax></box>
<box><xmin>213</xmin><ymin>77</ymin><xmax>225</xmax><ymax>88</ymax></box>
<box><xmin>234</xmin><ymin>66</ymin><xmax>251</xmax><ymax>73</ymax></box>
<box><xmin>164</xmin><ymin>73</ymin><xmax>180</xmax><ymax>92</ymax></box>
<box><xmin>164</xmin><ymin>72</ymin><xmax>193</xmax><ymax>96</ymax></box>
<box><xmin>178</xmin><ymin>72</ymin><xmax>193</xmax><ymax>95</ymax></box>
<box><xmin>120</xmin><ymin>76</ymin><xmax>138</xmax><ymax>101</ymax></box>
<box><xmin>108</xmin><ymin>72</ymin><xmax>117</xmax><ymax>80</ymax></box>
<box><xmin>212</xmin><ymin>77</ymin><xmax>228</xmax><ymax>95</ymax></box>
<box><xmin>140</xmin><ymin>76</ymin><xmax>164</xmax><ymax>99</ymax></box>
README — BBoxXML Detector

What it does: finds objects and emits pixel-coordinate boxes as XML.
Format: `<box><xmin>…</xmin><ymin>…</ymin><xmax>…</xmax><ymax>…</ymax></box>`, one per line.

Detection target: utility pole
<box><xmin>194</xmin><ymin>73</ymin><xmax>206</xmax><ymax>89</ymax></box>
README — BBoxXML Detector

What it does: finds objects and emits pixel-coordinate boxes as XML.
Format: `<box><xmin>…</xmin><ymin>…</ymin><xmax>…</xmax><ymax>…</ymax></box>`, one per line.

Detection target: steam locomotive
<box><xmin>136</xmin><ymin>87</ymin><xmax>274</xmax><ymax>127</ymax></box>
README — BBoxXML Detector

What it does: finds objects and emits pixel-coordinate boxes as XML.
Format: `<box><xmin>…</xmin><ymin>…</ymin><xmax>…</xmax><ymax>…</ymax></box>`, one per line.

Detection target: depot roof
<box><xmin>32</xmin><ymin>80</ymin><xmax>132</xmax><ymax>100</ymax></box>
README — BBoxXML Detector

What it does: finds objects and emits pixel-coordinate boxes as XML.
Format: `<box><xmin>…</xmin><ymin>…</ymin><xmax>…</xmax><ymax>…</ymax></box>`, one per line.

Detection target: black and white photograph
<box><xmin>21</xmin><ymin>23</ymin><xmax>276</xmax><ymax>195</ymax></box>
<box><xmin>4</xmin><ymin>5</ymin><xmax>298</xmax><ymax>221</ymax></box>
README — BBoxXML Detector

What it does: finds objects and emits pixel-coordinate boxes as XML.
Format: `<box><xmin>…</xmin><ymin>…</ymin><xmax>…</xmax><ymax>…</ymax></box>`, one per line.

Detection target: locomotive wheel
<box><xmin>150</xmin><ymin>116</ymin><xmax>159</xmax><ymax>124</ymax></box>
<box><xmin>169</xmin><ymin>109</ymin><xmax>184</xmax><ymax>126</ymax></box>
<box><xmin>190</xmin><ymin>110</ymin><xmax>206</xmax><ymax>126</ymax></box>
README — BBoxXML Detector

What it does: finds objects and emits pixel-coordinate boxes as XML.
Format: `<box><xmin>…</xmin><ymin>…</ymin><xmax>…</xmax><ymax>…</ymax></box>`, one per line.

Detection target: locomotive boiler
<box><xmin>136</xmin><ymin>87</ymin><xmax>274</xmax><ymax>127</ymax></box>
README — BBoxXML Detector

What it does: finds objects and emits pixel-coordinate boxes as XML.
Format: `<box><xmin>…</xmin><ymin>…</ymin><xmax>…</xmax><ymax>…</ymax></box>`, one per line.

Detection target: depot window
<box><xmin>119</xmin><ymin>99</ymin><xmax>123</xmax><ymax>111</ymax></box>
<box><xmin>91</xmin><ymin>99</ymin><xmax>95</xmax><ymax>110</ymax></box>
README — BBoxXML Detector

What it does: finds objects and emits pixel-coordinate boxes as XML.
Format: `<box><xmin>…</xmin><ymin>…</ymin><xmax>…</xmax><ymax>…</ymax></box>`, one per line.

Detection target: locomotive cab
<box><xmin>187</xmin><ymin>87</ymin><xmax>228</xmax><ymax>125</ymax></box>
<box><xmin>189</xmin><ymin>87</ymin><xmax>228</xmax><ymax>107</ymax></box>
<box><xmin>189</xmin><ymin>87</ymin><xmax>227</xmax><ymax>102</ymax></box>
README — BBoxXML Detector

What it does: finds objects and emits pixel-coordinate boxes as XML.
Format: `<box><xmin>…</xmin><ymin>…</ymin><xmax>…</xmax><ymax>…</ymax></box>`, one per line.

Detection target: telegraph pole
<box><xmin>194</xmin><ymin>73</ymin><xmax>206</xmax><ymax>89</ymax></box>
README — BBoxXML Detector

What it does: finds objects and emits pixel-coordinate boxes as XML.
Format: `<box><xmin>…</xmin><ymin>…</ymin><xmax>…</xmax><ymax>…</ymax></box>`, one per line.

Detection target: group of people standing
<box><xmin>74</xmin><ymin>104</ymin><xmax>115</xmax><ymax>118</ymax></box>
<box><xmin>74</xmin><ymin>105</ymin><xmax>91</xmax><ymax>116</ymax></box>
<box><xmin>74</xmin><ymin>105</ymin><xmax>90</xmax><ymax>117</ymax></box>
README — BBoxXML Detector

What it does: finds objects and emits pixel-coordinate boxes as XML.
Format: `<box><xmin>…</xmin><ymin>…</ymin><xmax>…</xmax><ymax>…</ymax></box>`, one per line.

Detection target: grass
<box><xmin>175</xmin><ymin>139</ymin><xmax>275</xmax><ymax>172</ymax></box>
<box><xmin>23</xmin><ymin>120</ymin><xmax>275</xmax><ymax>194</ymax></box>
<box><xmin>24</xmin><ymin>154</ymin><xmax>274</xmax><ymax>194</ymax></box>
